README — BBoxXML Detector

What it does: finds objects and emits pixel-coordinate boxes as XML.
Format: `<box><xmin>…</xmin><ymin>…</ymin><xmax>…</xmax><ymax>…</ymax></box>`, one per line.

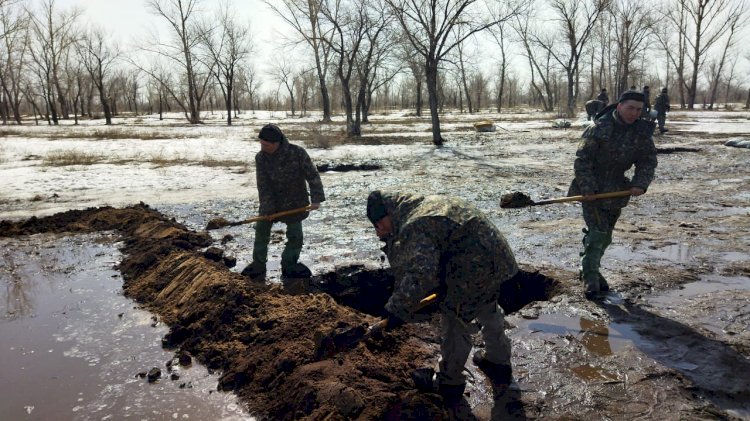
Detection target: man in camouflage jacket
<box><xmin>569</xmin><ymin>90</ymin><xmax>657</xmax><ymax>299</ymax></box>
<box><xmin>244</xmin><ymin>124</ymin><xmax>325</xmax><ymax>279</ymax></box>
<box><xmin>654</xmin><ymin>87</ymin><xmax>671</xmax><ymax>133</ymax></box>
<box><xmin>366</xmin><ymin>190</ymin><xmax>519</xmax><ymax>397</ymax></box>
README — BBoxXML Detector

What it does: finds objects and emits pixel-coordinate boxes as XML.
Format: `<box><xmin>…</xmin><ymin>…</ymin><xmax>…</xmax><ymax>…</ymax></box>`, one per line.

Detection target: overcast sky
<box><xmin>53</xmin><ymin>0</ymin><xmax>750</xmax><ymax>98</ymax></box>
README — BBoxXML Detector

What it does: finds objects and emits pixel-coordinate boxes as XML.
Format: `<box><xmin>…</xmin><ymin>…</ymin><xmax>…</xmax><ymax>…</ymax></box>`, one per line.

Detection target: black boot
<box><xmin>241</xmin><ymin>261</ymin><xmax>266</xmax><ymax>279</ymax></box>
<box><xmin>281</xmin><ymin>262</ymin><xmax>312</xmax><ymax>278</ymax></box>
<box><xmin>473</xmin><ymin>350</ymin><xmax>513</xmax><ymax>385</ymax></box>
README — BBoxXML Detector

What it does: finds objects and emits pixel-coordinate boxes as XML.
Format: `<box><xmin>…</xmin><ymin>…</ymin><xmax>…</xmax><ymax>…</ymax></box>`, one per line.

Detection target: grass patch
<box><xmin>43</xmin><ymin>150</ymin><xmax>104</xmax><ymax>166</ymax></box>
<box><xmin>0</xmin><ymin>127</ymin><xmax>197</xmax><ymax>141</ymax></box>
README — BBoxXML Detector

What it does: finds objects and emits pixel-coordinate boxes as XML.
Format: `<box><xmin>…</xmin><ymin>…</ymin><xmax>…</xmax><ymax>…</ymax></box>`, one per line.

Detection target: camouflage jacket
<box><xmin>654</xmin><ymin>93</ymin><xmax>671</xmax><ymax>114</ymax></box>
<box><xmin>379</xmin><ymin>192</ymin><xmax>518</xmax><ymax>323</ymax></box>
<box><xmin>569</xmin><ymin>105</ymin><xmax>658</xmax><ymax>208</ymax></box>
<box><xmin>255</xmin><ymin>138</ymin><xmax>325</xmax><ymax>223</ymax></box>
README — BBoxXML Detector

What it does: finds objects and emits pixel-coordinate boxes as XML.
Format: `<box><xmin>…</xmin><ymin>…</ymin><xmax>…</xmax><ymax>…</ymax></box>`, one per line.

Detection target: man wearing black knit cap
<box><xmin>568</xmin><ymin>90</ymin><xmax>658</xmax><ymax>299</ymax></box>
<box><xmin>243</xmin><ymin>123</ymin><xmax>325</xmax><ymax>279</ymax></box>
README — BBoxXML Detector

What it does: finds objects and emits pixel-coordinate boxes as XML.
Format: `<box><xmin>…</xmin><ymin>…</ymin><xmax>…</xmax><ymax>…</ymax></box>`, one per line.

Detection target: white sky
<box><xmin>53</xmin><ymin>0</ymin><xmax>750</xmax><ymax>96</ymax></box>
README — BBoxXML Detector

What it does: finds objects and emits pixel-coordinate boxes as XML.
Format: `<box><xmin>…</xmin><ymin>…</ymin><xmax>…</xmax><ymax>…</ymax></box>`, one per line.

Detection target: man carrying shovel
<box><xmin>243</xmin><ymin>124</ymin><xmax>325</xmax><ymax>279</ymax></box>
<box><xmin>569</xmin><ymin>90</ymin><xmax>657</xmax><ymax>299</ymax></box>
<box><xmin>366</xmin><ymin>190</ymin><xmax>519</xmax><ymax>401</ymax></box>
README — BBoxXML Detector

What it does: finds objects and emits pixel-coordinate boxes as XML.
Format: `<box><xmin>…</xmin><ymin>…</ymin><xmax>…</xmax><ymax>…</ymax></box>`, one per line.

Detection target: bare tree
<box><xmin>143</xmin><ymin>0</ymin><xmax>211</xmax><ymax>123</ymax></box>
<box><xmin>387</xmin><ymin>0</ymin><xmax>523</xmax><ymax>145</ymax></box>
<box><xmin>705</xmin><ymin>3</ymin><xmax>746</xmax><ymax>109</ymax></box>
<box><xmin>671</xmin><ymin>0</ymin><xmax>745</xmax><ymax>109</ymax></box>
<box><xmin>355</xmin><ymin>0</ymin><xmax>394</xmax><ymax>124</ymax></box>
<box><xmin>397</xmin><ymin>39</ymin><xmax>424</xmax><ymax>116</ymax></box>
<box><xmin>513</xmin><ymin>10</ymin><xmax>556</xmax><ymax>111</ymax></box>
<box><xmin>27</xmin><ymin>0</ymin><xmax>81</xmax><ymax>124</ymax></box>
<box><xmin>489</xmin><ymin>22</ymin><xmax>509</xmax><ymax>112</ymax></box>
<box><xmin>532</xmin><ymin>0</ymin><xmax>610</xmax><ymax>117</ymax></box>
<box><xmin>456</xmin><ymin>40</ymin><xmax>474</xmax><ymax>113</ymax></box>
<box><xmin>77</xmin><ymin>27</ymin><xmax>118</xmax><ymax>124</ymax></box>
<box><xmin>271</xmin><ymin>59</ymin><xmax>298</xmax><ymax>116</ymax></box>
<box><xmin>0</xmin><ymin>0</ymin><xmax>28</xmax><ymax>124</ymax></box>
<box><xmin>320</xmin><ymin>0</ymin><xmax>368</xmax><ymax>136</ymax></box>
<box><xmin>610</xmin><ymin>0</ymin><xmax>654</xmax><ymax>97</ymax></box>
<box><xmin>200</xmin><ymin>2</ymin><xmax>251</xmax><ymax>125</ymax></box>
<box><xmin>266</xmin><ymin>0</ymin><xmax>334</xmax><ymax>122</ymax></box>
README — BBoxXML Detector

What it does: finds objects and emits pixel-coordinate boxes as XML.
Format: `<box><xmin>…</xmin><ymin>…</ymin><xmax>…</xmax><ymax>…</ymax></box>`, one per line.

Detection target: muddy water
<box><xmin>0</xmin><ymin>233</ymin><xmax>252</xmax><ymax>420</ymax></box>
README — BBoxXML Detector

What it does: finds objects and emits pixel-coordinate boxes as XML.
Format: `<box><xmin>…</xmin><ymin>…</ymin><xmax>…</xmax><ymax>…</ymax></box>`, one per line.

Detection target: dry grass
<box><xmin>43</xmin><ymin>150</ymin><xmax>104</xmax><ymax>166</ymax></box>
<box><xmin>0</xmin><ymin>127</ymin><xmax>195</xmax><ymax>141</ymax></box>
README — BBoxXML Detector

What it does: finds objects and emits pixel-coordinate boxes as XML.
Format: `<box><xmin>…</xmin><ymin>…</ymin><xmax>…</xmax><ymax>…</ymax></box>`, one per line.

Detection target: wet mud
<box><xmin>2</xmin><ymin>121</ymin><xmax>750</xmax><ymax>419</ymax></box>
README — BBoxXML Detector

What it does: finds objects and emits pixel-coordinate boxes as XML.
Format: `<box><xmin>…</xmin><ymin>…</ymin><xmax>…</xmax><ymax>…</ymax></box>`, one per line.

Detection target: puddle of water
<box><xmin>648</xmin><ymin>274</ymin><xmax>750</xmax><ymax>306</ymax></box>
<box><xmin>515</xmin><ymin>313</ymin><xmax>640</xmax><ymax>356</ymax></box>
<box><xmin>0</xmin><ymin>233</ymin><xmax>254</xmax><ymax>420</ymax></box>
<box><xmin>608</xmin><ymin>242</ymin><xmax>695</xmax><ymax>264</ymax></box>
<box><xmin>570</xmin><ymin>364</ymin><xmax>618</xmax><ymax>382</ymax></box>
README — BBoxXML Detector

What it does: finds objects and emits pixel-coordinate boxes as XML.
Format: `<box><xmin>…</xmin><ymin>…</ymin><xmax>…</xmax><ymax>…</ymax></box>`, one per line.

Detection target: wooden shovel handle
<box><xmin>226</xmin><ymin>205</ymin><xmax>314</xmax><ymax>227</ymax></box>
<box><xmin>376</xmin><ymin>293</ymin><xmax>439</xmax><ymax>330</ymax></box>
<box><xmin>534</xmin><ymin>190</ymin><xmax>632</xmax><ymax>206</ymax></box>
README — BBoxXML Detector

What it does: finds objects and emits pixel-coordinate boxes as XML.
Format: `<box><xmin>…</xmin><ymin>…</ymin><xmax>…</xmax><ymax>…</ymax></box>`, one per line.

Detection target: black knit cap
<box><xmin>258</xmin><ymin>123</ymin><xmax>284</xmax><ymax>143</ymax></box>
<box><xmin>366</xmin><ymin>191</ymin><xmax>388</xmax><ymax>225</ymax></box>
<box><xmin>618</xmin><ymin>90</ymin><xmax>645</xmax><ymax>104</ymax></box>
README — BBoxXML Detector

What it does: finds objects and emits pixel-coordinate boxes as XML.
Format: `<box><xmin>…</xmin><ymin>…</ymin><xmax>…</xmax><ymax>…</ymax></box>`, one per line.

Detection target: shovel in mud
<box><xmin>313</xmin><ymin>293</ymin><xmax>439</xmax><ymax>360</ymax></box>
<box><xmin>205</xmin><ymin>205</ymin><xmax>314</xmax><ymax>230</ymax></box>
<box><xmin>500</xmin><ymin>190</ymin><xmax>632</xmax><ymax>209</ymax></box>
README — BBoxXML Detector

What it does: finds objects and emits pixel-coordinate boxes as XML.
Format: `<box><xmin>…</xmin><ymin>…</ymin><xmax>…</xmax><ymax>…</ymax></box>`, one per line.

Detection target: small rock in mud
<box><xmin>147</xmin><ymin>367</ymin><xmax>161</xmax><ymax>383</ymax></box>
<box><xmin>500</xmin><ymin>191</ymin><xmax>535</xmax><ymax>208</ymax></box>
<box><xmin>221</xmin><ymin>234</ymin><xmax>234</xmax><ymax>245</ymax></box>
<box><xmin>178</xmin><ymin>352</ymin><xmax>192</xmax><ymax>366</ymax></box>
<box><xmin>136</xmin><ymin>371</ymin><xmax>147</xmax><ymax>379</ymax></box>
<box><xmin>223</xmin><ymin>256</ymin><xmax>237</xmax><ymax>268</ymax></box>
<box><xmin>204</xmin><ymin>247</ymin><xmax>224</xmax><ymax>261</ymax></box>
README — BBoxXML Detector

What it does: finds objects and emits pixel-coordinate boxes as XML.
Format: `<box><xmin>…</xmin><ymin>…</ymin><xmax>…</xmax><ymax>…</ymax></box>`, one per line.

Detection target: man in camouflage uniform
<box><xmin>654</xmin><ymin>87</ymin><xmax>671</xmax><ymax>133</ymax></box>
<box><xmin>366</xmin><ymin>190</ymin><xmax>519</xmax><ymax>399</ymax></box>
<box><xmin>244</xmin><ymin>124</ymin><xmax>325</xmax><ymax>279</ymax></box>
<box><xmin>569</xmin><ymin>90</ymin><xmax>658</xmax><ymax>299</ymax></box>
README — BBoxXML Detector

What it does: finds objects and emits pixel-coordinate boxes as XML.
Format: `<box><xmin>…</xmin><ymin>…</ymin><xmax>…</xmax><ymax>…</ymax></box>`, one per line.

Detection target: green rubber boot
<box><xmin>580</xmin><ymin>229</ymin><xmax>610</xmax><ymax>299</ymax></box>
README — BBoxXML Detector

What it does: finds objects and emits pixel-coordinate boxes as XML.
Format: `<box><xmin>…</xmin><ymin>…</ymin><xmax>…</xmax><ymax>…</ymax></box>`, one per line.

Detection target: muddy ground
<box><xmin>1</xmin><ymin>112</ymin><xmax>749</xmax><ymax>420</ymax></box>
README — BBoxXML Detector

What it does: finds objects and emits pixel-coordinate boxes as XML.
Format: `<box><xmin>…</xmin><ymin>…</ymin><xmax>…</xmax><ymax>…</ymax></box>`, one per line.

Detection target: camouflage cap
<box><xmin>367</xmin><ymin>191</ymin><xmax>388</xmax><ymax>225</ymax></box>
<box><xmin>258</xmin><ymin>123</ymin><xmax>284</xmax><ymax>143</ymax></box>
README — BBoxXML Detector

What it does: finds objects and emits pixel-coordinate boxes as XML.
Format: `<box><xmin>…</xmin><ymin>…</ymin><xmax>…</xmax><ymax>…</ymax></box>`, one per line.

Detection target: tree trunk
<box><xmin>425</xmin><ymin>64</ymin><xmax>443</xmax><ymax>147</ymax></box>
<box><xmin>415</xmin><ymin>80</ymin><xmax>423</xmax><ymax>117</ymax></box>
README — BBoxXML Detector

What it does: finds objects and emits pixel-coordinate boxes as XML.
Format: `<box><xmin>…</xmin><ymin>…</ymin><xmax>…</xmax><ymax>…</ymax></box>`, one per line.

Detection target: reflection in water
<box><xmin>570</xmin><ymin>364</ymin><xmax>618</xmax><ymax>382</ymax></box>
<box><xmin>579</xmin><ymin>318</ymin><xmax>613</xmax><ymax>357</ymax></box>
<box><xmin>0</xmin><ymin>233</ymin><xmax>253</xmax><ymax>420</ymax></box>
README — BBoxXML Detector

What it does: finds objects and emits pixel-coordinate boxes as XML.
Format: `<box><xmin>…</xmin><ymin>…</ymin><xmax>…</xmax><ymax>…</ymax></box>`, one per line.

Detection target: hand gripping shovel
<box><xmin>205</xmin><ymin>205</ymin><xmax>314</xmax><ymax>230</ymax></box>
<box><xmin>500</xmin><ymin>190</ymin><xmax>632</xmax><ymax>209</ymax></box>
<box><xmin>313</xmin><ymin>293</ymin><xmax>439</xmax><ymax>360</ymax></box>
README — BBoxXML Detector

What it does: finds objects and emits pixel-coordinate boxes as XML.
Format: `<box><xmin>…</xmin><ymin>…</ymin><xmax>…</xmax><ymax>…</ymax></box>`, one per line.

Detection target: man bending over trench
<box><xmin>366</xmin><ymin>190</ymin><xmax>519</xmax><ymax>400</ymax></box>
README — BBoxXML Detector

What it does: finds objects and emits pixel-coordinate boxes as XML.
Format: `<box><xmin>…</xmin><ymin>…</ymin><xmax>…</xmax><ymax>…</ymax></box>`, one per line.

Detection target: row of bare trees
<box><xmin>1</xmin><ymin>0</ymin><xmax>748</xmax><ymax>146</ymax></box>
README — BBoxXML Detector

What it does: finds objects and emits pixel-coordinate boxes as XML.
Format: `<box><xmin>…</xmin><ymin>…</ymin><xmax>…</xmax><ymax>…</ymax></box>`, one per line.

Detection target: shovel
<box><xmin>205</xmin><ymin>205</ymin><xmax>314</xmax><ymax>230</ymax></box>
<box><xmin>313</xmin><ymin>293</ymin><xmax>439</xmax><ymax>360</ymax></box>
<box><xmin>500</xmin><ymin>190</ymin><xmax>632</xmax><ymax>209</ymax></box>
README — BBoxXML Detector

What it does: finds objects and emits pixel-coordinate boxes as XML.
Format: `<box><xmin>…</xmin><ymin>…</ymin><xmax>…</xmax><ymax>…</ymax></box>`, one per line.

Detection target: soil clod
<box><xmin>500</xmin><ymin>191</ymin><xmax>535</xmax><ymax>208</ymax></box>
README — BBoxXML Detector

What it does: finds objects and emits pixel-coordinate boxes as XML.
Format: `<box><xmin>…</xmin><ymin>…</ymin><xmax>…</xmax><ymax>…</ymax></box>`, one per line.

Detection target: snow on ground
<box><xmin>1</xmin><ymin>108</ymin><xmax>749</xmax><ymax>221</ymax></box>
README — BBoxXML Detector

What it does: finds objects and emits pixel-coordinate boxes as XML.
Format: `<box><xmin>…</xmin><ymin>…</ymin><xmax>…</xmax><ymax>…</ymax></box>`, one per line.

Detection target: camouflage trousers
<box><xmin>252</xmin><ymin>220</ymin><xmax>303</xmax><ymax>268</ymax></box>
<box><xmin>580</xmin><ymin>205</ymin><xmax>622</xmax><ymax>289</ymax></box>
<box><xmin>438</xmin><ymin>302</ymin><xmax>511</xmax><ymax>386</ymax></box>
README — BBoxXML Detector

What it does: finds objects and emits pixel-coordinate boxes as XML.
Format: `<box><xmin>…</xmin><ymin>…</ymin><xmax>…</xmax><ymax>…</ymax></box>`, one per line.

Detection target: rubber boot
<box><xmin>598</xmin><ymin>232</ymin><xmax>613</xmax><ymax>292</ymax></box>
<box><xmin>580</xmin><ymin>229</ymin><xmax>609</xmax><ymax>299</ymax></box>
<box><xmin>281</xmin><ymin>222</ymin><xmax>303</xmax><ymax>276</ymax></box>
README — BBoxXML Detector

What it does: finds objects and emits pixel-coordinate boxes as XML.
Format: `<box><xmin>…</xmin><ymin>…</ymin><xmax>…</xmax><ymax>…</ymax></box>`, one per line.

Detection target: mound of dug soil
<box><xmin>0</xmin><ymin>205</ymin><xmax>449</xmax><ymax>419</ymax></box>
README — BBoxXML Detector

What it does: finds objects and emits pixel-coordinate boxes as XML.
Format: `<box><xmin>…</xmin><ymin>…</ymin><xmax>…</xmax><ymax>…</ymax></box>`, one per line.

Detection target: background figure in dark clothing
<box><xmin>654</xmin><ymin>87</ymin><xmax>671</xmax><ymax>133</ymax></box>
<box><xmin>597</xmin><ymin>88</ymin><xmax>609</xmax><ymax>105</ymax></box>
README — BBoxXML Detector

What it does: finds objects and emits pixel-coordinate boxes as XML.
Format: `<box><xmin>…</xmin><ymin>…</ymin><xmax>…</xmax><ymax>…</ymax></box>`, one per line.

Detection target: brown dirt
<box><xmin>0</xmin><ymin>205</ymin><xmax>452</xmax><ymax>419</ymax></box>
